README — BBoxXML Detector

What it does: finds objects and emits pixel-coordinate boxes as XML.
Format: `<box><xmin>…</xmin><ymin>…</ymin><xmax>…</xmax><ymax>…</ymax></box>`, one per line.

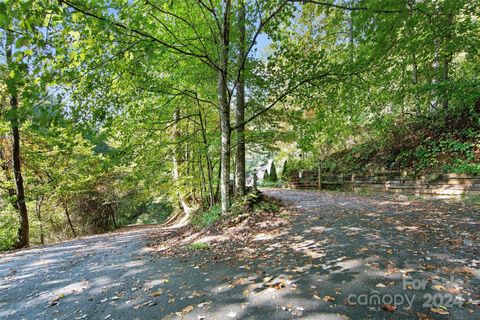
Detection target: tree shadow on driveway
<box><xmin>1</xmin><ymin>190</ymin><xmax>479</xmax><ymax>319</ymax></box>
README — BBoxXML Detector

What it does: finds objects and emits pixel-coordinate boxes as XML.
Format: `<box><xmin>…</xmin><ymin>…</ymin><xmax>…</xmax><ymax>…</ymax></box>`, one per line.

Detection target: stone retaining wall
<box><xmin>287</xmin><ymin>171</ymin><xmax>480</xmax><ymax>197</ymax></box>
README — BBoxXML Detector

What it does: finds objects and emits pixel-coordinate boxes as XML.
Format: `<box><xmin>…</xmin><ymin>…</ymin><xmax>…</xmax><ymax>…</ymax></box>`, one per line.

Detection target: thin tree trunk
<box><xmin>235</xmin><ymin>0</ymin><xmax>246</xmax><ymax>196</ymax></box>
<box><xmin>214</xmin><ymin>161</ymin><xmax>221</xmax><ymax>203</ymax></box>
<box><xmin>318</xmin><ymin>161</ymin><xmax>322</xmax><ymax>190</ymax></box>
<box><xmin>412</xmin><ymin>52</ymin><xmax>420</xmax><ymax>115</ymax></box>
<box><xmin>198</xmin><ymin>149</ymin><xmax>207</xmax><ymax>206</ymax></box>
<box><xmin>35</xmin><ymin>195</ymin><xmax>45</xmax><ymax>244</ymax></box>
<box><xmin>441</xmin><ymin>14</ymin><xmax>452</xmax><ymax>110</ymax></box>
<box><xmin>348</xmin><ymin>8</ymin><xmax>354</xmax><ymax>63</ymax></box>
<box><xmin>218</xmin><ymin>0</ymin><xmax>232</xmax><ymax>214</ymax></box>
<box><xmin>110</xmin><ymin>206</ymin><xmax>117</xmax><ymax>229</ymax></box>
<box><xmin>431</xmin><ymin>37</ymin><xmax>440</xmax><ymax>111</ymax></box>
<box><xmin>441</xmin><ymin>56</ymin><xmax>449</xmax><ymax>109</ymax></box>
<box><xmin>62</xmin><ymin>202</ymin><xmax>77</xmax><ymax>238</ymax></box>
<box><xmin>6</xmin><ymin>30</ymin><xmax>29</xmax><ymax>248</ymax></box>
<box><xmin>0</xmin><ymin>147</ymin><xmax>18</xmax><ymax>210</ymax></box>
<box><xmin>431</xmin><ymin>4</ymin><xmax>440</xmax><ymax>111</ymax></box>
<box><xmin>197</xmin><ymin>109</ymin><xmax>215</xmax><ymax>206</ymax></box>
<box><xmin>172</xmin><ymin>108</ymin><xmax>193</xmax><ymax>215</ymax></box>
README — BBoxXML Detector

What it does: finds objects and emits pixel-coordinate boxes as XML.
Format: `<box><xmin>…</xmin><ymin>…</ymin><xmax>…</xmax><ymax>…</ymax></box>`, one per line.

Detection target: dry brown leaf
<box><xmin>382</xmin><ymin>303</ymin><xmax>396</xmax><ymax>312</ymax></box>
<box><xmin>430</xmin><ymin>307</ymin><xmax>449</xmax><ymax>315</ymax></box>
<box><xmin>150</xmin><ymin>290</ymin><xmax>163</xmax><ymax>297</ymax></box>
<box><xmin>191</xmin><ymin>290</ymin><xmax>204</xmax><ymax>297</ymax></box>
<box><xmin>273</xmin><ymin>282</ymin><xmax>286</xmax><ymax>290</ymax></box>
<box><xmin>182</xmin><ymin>305</ymin><xmax>194</xmax><ymax>314</ymax></box>
<box><xmin>47</xmin><ymin>293</ymin><xmax>65</xmax><ymax>307</ymax></box>
<box><xmin>432</xmin><ymin>284</ymin><xmax>446</xmax><ymax>291</ymax></box>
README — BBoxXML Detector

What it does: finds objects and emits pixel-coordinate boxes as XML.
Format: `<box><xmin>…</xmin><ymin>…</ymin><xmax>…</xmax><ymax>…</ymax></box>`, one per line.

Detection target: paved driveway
<box><xmin>1</xmin><ymin>190</ymin><xmax>478</xmax><ymax>319</ymax></box>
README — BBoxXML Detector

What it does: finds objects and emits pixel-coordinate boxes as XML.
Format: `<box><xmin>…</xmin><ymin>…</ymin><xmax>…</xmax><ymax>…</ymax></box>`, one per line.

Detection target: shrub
<box><xmin>191</xmin><ymin>205</ymin><xmax>222</xmax><ymax>229</ymax></box>
<box><xmin>253</xmin><ymin>200</ymin><xmax>280</xmax><ymax>213</ymax></box>
<box><xmin>0</xmin><ymin>211</ymin><xmax>18</xmax><ymax>251</ymax></box>
<box><xmin>260</xmin><ymin>179</ymin><xmax>285</xmax><ymax>188</ymax></box>
<box><xmin>443</xmin><ymin>161</ymin><xmax>480</xmax><ymax>175</ymax></box>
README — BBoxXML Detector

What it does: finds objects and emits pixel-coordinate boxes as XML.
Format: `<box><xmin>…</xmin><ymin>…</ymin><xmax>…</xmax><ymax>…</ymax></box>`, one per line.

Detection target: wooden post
<box><xmin>318</xmin><ymin>162</ymin><xmax>322</xmax><ymax>190</ymax></box>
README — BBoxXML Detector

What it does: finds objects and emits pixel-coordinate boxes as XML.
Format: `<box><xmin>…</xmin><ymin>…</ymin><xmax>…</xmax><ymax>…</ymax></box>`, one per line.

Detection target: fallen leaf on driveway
<box><xmin>134</xmin><ymin>300</ymin><xmax>157</xmax><ymax>309</ymax></box>
<box><xmin>181</xmin><ymin>305</ymin><xmax>194</xmax><ymax>314</ymax></box>
<box><xmin>273</xmin><ymin>282</ymin><xmax>286</xmax><ymax>289</ymax></box>
<box><xmin>382</xmin><ymin>303</ymin><xmax>396</xmax><ymax>312</ymax></box>
<box><xmin>150</xmin><ymin>290</ymin><xmax>163</xmax><ymax>297</ymax></box>
<box><xmin>47</xmin><ymin>293</ymin><xmax>65</xmax><ymax>307</ymax></box>
<box><xmin>190</xmin><ymin>290</ymin><xmax>204</xmax><ymax>298</ymax></box>
<box><xmin>431</xmin><ymin>307</ymin><xmax>449</xmax><ymax>315</ymax></box>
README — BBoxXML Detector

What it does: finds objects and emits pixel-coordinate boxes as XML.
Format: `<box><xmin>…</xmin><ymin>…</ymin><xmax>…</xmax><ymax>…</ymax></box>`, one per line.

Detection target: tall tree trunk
<box><xmin>408</xmin><ymin>1</ymin><xmax>420</xmax><ymax>116</ymax></box>
<box><xmin>11</xmin><ymin>87</ymin><xmax>29</xmax><ymax>248</ymax></box>
<box><xmin>218</xmin><ymin>0</ymin><xmax>231</xmax><ymax>214</ymax></box>
<box><xmin>235</xmin><ymin>0</ymin><xmax>246</xmax><ymax>196</ymax></box>
<box><xmin>6</xmin><ymin>30</ymin><xmax>29</xmax><ymax>248</ymax></box>
<box><xmin>346</xmin><ymin>6</ymin><xmax>354</xmax><ymax>115</ymax></box>
<box><xmin>430</xmin><ymin>3</ymin><xmax>441</xmax><ymax>111</ymax></box>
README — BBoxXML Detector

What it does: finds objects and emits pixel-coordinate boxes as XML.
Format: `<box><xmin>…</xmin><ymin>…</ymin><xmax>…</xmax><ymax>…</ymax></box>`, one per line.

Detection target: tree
<box><xmin>263</xmin><ymin>170</ymin><xmax>269</xmax><ymax>182</ymax></box>
<box><xmin>269</xmin><ymin>161</ymin><xmax>278</xmax><ymax>182</ymax></box>
<box><xmin>218</xmin><ymin>0</ymin><xmax>232</xmax><ymax>214</ymax></box>
<box><xmin>4</xmin><ymin>26</ymin><xmax>29</xmax><ymax>248</ymax></box>
<box><xmin>235</xmin><ymin>0</ymin><xmax>247</xmax><ymax>196</ymax></box>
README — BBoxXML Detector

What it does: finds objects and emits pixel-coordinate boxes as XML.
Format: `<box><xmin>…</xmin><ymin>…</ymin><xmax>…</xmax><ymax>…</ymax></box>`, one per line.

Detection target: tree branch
<box><xmin>60</xmin><ymin>0</ymin><xmax>220</xmax><ymax>70</ymax></box>
<box><xmin>233</xmin><ymin>72</ymin><xmax>354</xmax><ymax>129</ymax></box>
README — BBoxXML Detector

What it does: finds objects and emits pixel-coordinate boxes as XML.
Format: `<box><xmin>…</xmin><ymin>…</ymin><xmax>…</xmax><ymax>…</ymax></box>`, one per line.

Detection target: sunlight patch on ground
<box><xmin>304</xmin><ymin>226</ymin><xmax>333</xmax><ymax>234</ymax></box>
<box><xmin>395</xmin><ymin>225</ymin><xmax>419</xmax><ymax>231</ymax></box>
<box><xmin>330</xmin><ymin>258</ymin><xmax>365</xmax><ymax>273</ymax></box>
<box><xmin>253</xmin><ymin>233</ymin><xmax>279</xmax><ymax>241</ymax></box>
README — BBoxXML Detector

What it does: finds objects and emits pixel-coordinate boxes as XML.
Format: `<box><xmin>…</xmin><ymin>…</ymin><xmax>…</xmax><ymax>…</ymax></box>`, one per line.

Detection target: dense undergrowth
<box><xmin>190</xmin><ymin>188</ymin><xmax>280</xmax><ymax>230</ymax></box>
<box><xmin>286</xmin><ymin>106</ymin><xmax>480</xmax><ymax>176</ymax></box>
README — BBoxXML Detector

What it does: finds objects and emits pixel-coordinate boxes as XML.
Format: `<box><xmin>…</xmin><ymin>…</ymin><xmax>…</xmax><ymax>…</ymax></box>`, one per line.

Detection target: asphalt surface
<box><xmin>0</xmin><ymin>189</ymin><xmax>479</xmax><ymax>319</ymax></box>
